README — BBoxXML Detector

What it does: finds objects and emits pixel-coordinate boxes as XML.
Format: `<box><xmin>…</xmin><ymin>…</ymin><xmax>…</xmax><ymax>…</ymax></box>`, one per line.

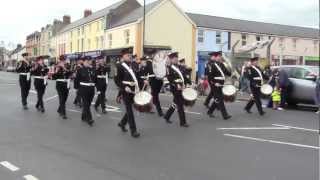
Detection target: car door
<box><xmin>288</xmin><ymin>67</ymin><xmax>316</xmax><ymax>104</ymax></box>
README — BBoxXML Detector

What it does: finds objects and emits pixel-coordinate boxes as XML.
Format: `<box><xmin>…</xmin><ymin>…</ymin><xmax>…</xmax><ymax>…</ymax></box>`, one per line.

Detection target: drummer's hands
<box><xmin>215</xmin><ymin>83</ymin><xmax>221</xmax><ymax>87</ymax></box>
<box><xmin>144</xmin><ymin>80</ymin><xmax>149</xmax><ymax>86</ymax></box>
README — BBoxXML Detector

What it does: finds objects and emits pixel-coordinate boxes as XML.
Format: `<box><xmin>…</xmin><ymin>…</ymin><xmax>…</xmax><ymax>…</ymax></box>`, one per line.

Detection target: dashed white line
<box><xmin>272</xmin><ymin>124</ymin><xmax>319</xmax><ymax>133</ymax></box>
<box><xmin>162</xmin><ymin>107</ymin><xmax>201</xmax><ymax>115</ymax></box>
<box><xmin>24</xmin><ymin>175</ymin><xmax>39</xmax><ymax>180</ymax></box>
<box><xmin>45</xmin><ymin>95</ymin><xmax>58</xmax><ymax>102</ymax></box>
<box><xmin>217</xmin><ymin>127</ymin><xmax>290</xmax><ymax>130</ymax></box>
<box><xmin>224</xmin><ymin>133</ymin><xmax>320</xmax><ymax>150</ymax></box>
<box><xmin>0</xmin><ymin>161</ymin><xmax>20</xmax><ymax>171</ymax></box>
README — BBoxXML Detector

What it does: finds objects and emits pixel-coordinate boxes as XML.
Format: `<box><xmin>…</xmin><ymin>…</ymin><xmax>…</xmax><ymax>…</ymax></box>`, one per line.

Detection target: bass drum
<box><xmin>222</xmin><ymin>85</ymin><xmax>237</xmax><ymax>102</ymax></box>
<box><xmin>182</xmin><ymin>88</ymin><xmax>198</xmax><ymax>107</ymax></box>
<box><xmin>260</xmin><ymin>84</ymin><xmax>273</xmax><ymax>99</ymax></box>
<box><xmin>134</xmin><ymin>91</ymin><xmax>153</xmax><ymax>113</ymax></box>
<box><xmin>153</xmin><ymin>51</ymin><xmax>169</xmax><ymax>79</ymax></box>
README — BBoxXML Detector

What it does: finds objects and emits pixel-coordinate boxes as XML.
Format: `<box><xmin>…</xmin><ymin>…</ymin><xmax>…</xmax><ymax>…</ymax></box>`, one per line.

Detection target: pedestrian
<box><xmin>115</xmin><ymin>48</ymin><xmax>140</xmax><ymax>138</ymax></box>
<box><xmin>267</xmin><ymin>68</ymin><xmax>280</xmax><ymax>108</ymax></box>
<box><xmin>163</xmin><ymin>52</ymin><xmax>190</xmax><ymax>127</ymax></box>
<box><xmin>244</xmin><ymin>57</ymin><xmax>266</xmax><ymax>116</ymax></box>
<box><xmin>203</xmin><ymin>56</ymin><xmax>215</xmax><ymax>108</ymax></box>
<box><xmin>315</xmin><ymin>77</ymin><xmax>320</xmax><ymax>114</ymax></box>
<box><xmin>239</xmin><ymin>61</ymin><xmax>250</xmax><ymax>94</ymax></box>
<box><xmin>206</xmin><ymin>51</ymin><xmax>232</xmax><ymax>120</ymax></box>
<box><xmin>16</xmin><ymin>53</ymin><xmax>32</xmax><ymax>110</ymax></box>
<box><xmin>52</xmin><ymin>55</ymin><xmax>73</xmax><ymax>119</ymax></box>
<box><xmin>75</xmin><ymin>56</ymin><xmax>97</xmax><ymax>126</ymax></box>
<box><xmin>31</xmin><ymin>56</ymin><xmax>49</xmax><ymax>113</ymax></box>
<box><xmin>94</xmin><ymin>56</ymin><xmax>109</xmax><ymax>114</ymax></box>
<box><xmin>271</xmin><ymin>82</ymin><xmax>282</xmax><ymax>110</ymax></box>
<box><xmin>278</xmin><ymin>68</ymin><xmax>290</xmax><ymax>109</ymax></box>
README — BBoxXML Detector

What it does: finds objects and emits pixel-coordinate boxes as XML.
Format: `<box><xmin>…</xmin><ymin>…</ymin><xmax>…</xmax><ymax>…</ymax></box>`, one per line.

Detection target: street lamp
<box><xmin>142</xmin><ymin>0</ymin><xmax>146</xmax><ymax>56</ymax></box>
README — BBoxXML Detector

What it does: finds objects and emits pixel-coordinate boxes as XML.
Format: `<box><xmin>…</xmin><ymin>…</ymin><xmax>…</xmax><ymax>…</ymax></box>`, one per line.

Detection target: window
<box><xmin>100</xmin><ymin>36</ymin><xmax>104</xmax><ymax>49</ymax></box>
<box><xmin>95</xmin><ymin>37</ymin><xmax>99</xmax><ymax>49</ymax></box>
<box><xmin>77</xmin><ymin>39</ymin><xmax>80</xmax><ymax>51</ymax></box>
<box><xmin>108</xmin><ymin>34</ymin><xmax>112</xmax><ymax>48</ymax></box>
<box><xmin>89</xmin><ymin>24</ymin><xmax>92</xmax><ymax>33</ymax></box>
<box><xmin>216</xmin><ymin>31</ymin><xmax>221</xmax><ymax>44</ymax></box>
<box><xmin>279</xmin><ymin>37</ymin><xmax>284</xmax><ymax>48</ymax></box>
<box><xmin>81</xmin><ymin>38</ymin><xmax>84</xmax><ymax>51</ymax></box>
<box><xmin>101</xmin><ymin>19</ymin><xmax>104</xmax><ymax>30</ymax></box>
<box><xmin>87</xmin><ymin>39</ymin><xmax>91</xmax><ymax>50</ymax></box>
<box><xmin>241</xmin><ymin>34</ymin><xmax>247</xmax><ymax>46</ymax></box>
<box><xmin>81</xmin><ymin>26</ymin><xmax>84</xmax><ymax>35</ymax></box>
<box><xmin>198</xmin><ymin>30</ymin><xmax>204</xmax><ymax>43</ymax></box>
<box><xmin>78</xmin><ymin>28</ymin><xmax>80</xmax><ymax>36</ymax></box>
<box><xmin>124</xmin><ymin>30</ymin><xmax>130</xmax><ymax>45</ymax></box>
<box><xmin>256</xmin><ymin>35</ymin><xmax>261</xmax><ymax>41</ymax></box>
<box><xmin>292</xmin><ymin>39</ymin><xmax>297</xmax><ymax>50</ymax></box>
<box><xmin>290</xmin><ymin>68</ymin><xmax>309</xmax><ymax>79</ymax></box>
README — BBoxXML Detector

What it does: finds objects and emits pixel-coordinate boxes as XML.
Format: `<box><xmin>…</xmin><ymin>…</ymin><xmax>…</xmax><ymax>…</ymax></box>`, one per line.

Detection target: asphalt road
<box><xmin>0</xmin><ymin>71</ymin><xmax>318</xmax><ymax>180</ymax></box>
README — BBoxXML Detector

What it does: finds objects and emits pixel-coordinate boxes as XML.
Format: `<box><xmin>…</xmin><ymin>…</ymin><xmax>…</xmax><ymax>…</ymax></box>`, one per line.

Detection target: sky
<box><xmin>0</xmin><ymin>0</ymin><xmax>318</xmax><ymax>49</ymax></box>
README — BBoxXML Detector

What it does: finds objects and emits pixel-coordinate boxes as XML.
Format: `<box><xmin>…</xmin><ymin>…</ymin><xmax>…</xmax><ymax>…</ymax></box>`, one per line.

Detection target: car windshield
<box><xmin>309</xmin><ymin>67</ymin><xmax>319</xmax><ymax>76</ymax></box>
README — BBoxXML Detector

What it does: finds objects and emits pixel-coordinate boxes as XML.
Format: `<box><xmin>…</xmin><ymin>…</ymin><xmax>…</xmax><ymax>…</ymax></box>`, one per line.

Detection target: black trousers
<box><xmin>74</xmin><ymin>89</ymin><xmax>82</xmax><ymax>106</ymax></box>
<box><xmin>119</xmin><ymin>93</ymin><xmax>137</xmax><ymax>133</ymax></box>
<box><xmin>280</xmin><ymin>87</ymin><xmax>288</xmax><ymax>108</ymax></box>
<box><xmin>245</xmin><ymin>87</ymin><xmax>264</xmax><ymax>114</ymax></box>
<box><xmin>34</xmin><ymin>79</ymin><xmax>46</xmax><ymax>109</ymax></box>
<box><xmin>208</xmin><ymin>86</ymin><xmax>229</xmax><ymax>118</ymax></box>
<box><xmin>150</xmin><ymin>79</ymin><xmax>164</xmax><ymax>115</ymax></box>
<box><xmin>56</xmin><ymin>82</ymin><xmax>69</xmax><ymax>116</ymax></box>
<box><xmin>19</xmin><ymin>76</ymin><xmax>31</xmax><ymax>106</ymax></box>
<box><xmin>164</xmin><ymin>90</ymin><xmax>186</xmax><ymax>125</ymax></box>
<box><xmin>204</xmin><ymin>88</ymin><xmax>214</xmax><ymax>106</ymax></box>
<box><xmin>95</xmin><ymin>84</ymin><xmax>107</xmax><ymax>109</ymax></box>
<box><xmin>80</xmin><ymin>86</ymin><xmax>95</xmax><ymax>121</ymax></box>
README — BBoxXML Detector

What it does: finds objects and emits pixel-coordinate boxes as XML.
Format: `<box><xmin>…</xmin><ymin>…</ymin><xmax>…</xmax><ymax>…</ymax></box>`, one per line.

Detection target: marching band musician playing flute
<box><xmin>16</xmin><ymin>52</ymin><xmax>32</xmax><ymax>110</ymax></box>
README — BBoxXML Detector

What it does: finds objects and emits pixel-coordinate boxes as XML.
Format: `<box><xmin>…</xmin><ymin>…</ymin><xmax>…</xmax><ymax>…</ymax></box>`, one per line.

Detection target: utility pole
<box><xmin>142</xmin><ymin>0</ymin><xmax>146</xmax><ymax>56</ymax></box>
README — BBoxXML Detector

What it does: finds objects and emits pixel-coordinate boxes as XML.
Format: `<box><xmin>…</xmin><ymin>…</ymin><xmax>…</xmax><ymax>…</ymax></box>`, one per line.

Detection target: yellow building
<box><xmin>56</xmin><ymin>0</ymin><xmax>196</xmax><ymax>76</ymax></box>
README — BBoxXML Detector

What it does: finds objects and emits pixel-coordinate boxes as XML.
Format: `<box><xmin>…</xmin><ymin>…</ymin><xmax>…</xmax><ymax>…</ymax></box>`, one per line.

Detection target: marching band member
<box><xmin>52</xmin><ymin>55</ymin><xmax>73</xmax><ymax>119</ymax></box>
<box><xmin>31</xmin><ymin>56</ymin><xmax>49</xmax><ymax>113</ymax></box>
<box><xmin>75</xmin><ymin>56</ymin><xmax>97</xmax><ymax>126</ymax></box>
<box><xmin>206</xmin><ymin>51</ymin><xmax>232</xmax><ymax>120</ymax></box>
<box><xmin>163</xmin><ymin>52</ymin><xmax>189</xmax><ymax>128</ymax></box>
<box><xmin>16</xmin><ymin>53</ymin><xmax>32</xmax><ymax>110</ymax></box>
<box><xmin>178</xmin><ymin>58</ymin><xmax>192</xmax><ymax>85</ymax></box>
<box><xmin>244</xmin><ymin>57</ymin><xmax>266</xmax><ymax>116</ymax></box>
<box><xmin>94</xmin><ymin>56</ymin><xmax>109</xmax><ymax>114</ymax></box>
<box><xmin>203</xmin><ymin>56</ymin><xmax>215</xmax><ymax>108</ymax></box>
<box><xmin>73</xmin><ymin>58</ymin><xmax>83</xmax><ymax>108</ymax></box>
<box><xmin>115</xmin><ymin>49</ymin><xmax>140</xmax><ymax>138</ymax></box>
<box><xmin>145</xmin><ymin>56</ymin><xmax>164</xmax><ymax>117</ymax></box>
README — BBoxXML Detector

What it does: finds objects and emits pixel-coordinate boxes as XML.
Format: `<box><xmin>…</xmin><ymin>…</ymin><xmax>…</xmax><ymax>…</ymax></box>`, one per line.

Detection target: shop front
<box><xmin>304</xmin><ymin>56</ymin><xmax>320</xmax><ymax>66</ymax></box>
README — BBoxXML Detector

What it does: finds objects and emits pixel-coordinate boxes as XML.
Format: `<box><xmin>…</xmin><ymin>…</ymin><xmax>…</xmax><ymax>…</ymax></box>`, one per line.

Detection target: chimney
<box><xmin>84</xmin><ymin>9</ymin><xmax>92</xmax><ymax>18</ymax></box>
<box><xmin>63</xmin><ymin>15</ymin><xmax>71</xmax><ymax>24</ymax></box>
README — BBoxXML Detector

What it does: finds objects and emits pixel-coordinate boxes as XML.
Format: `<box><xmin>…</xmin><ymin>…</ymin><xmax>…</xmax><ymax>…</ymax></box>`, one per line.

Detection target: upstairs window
<box><xmin>241</xmin><ymin>34</ymin><xmax>247</xmax><ymax>46</ymax></box>
<box><xmin>216</xmin><ymin>31</ymin><xmax>222</xmax><ymax>44</ymax></box>
<box><xmin>124</xmin><ymin>30</ymin><xmax>130</xmax><ymax>45</ymax></box>
<box><xmin>198</xmin><ymin>30</ymin><xmax>204</xmax><ymax>43</ymax></box>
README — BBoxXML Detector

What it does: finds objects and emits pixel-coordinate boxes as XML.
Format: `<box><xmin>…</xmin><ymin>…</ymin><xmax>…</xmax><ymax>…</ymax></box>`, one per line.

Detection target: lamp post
<box><xmin>142</xmin><ymin>0</ymin><xmax>146</xmax><ymax>56</ymax></box>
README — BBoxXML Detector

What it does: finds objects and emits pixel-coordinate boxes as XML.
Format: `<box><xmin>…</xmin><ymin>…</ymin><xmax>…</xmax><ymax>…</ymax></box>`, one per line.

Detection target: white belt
<box><xmin>253</xmin><ymin>77</ymin><xmax>262</xmax><ymax>80</ymax></box>
<box><xmin>97</xmin><ymin>75</ymin><xmax>106</xmax><ymax>78</ymax></box>
<box><xmin>19</xmin><ymin>73</ymin><xmax>28</xmax><ymax>75</ymax></box>
<box><xmin>214</xmin><ymin>77</ymin><xmax>225</xmax><ymax>80</ymax></box>
<box><xmin>20</xmin><ymin>73</ymin><xmax>31</xmax><ymax>81</ymax></box>
<box><xmin>34</xmin><ymin>76</ymin><xmax>48</xmax><ymax>85</ymax></box>
<box><xmin>174</xmin><ymin>79</ymin><xmax>183</xmax><ymax>83</ymax></box>
<box><xmin>80</xmin><ymin>82</ymin><xmax>95</xmax><ymax>87</ymax></box>
<box><xmin>56</xmin><ymin>79</ymin><xmax>68</xmax><ymax>82</ymax></box>
<box><xmin>122</xmin><ymin>81</ymin><xmax>136</xmax><ymax>86</ymax></box>
<box><xmin>34</xmin><ymin>76</ymin><xmax>45</xmax><ymax>79</ymax></box>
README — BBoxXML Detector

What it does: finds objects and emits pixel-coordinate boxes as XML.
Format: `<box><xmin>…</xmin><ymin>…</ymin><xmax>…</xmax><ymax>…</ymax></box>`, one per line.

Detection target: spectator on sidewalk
<box><xmin>271</xmin><ymin>82</ymin><xmax>282</xmax><ymax>110</ymax></box>
<box><xmin>278</xmin><ymin>69</ymin><xmax>290</xmax><ymax>109</ymax></box>
<box><xmin>239</xmin><ymin>61</ymin><xmax>250</xmax><ymax>94</ymax></box>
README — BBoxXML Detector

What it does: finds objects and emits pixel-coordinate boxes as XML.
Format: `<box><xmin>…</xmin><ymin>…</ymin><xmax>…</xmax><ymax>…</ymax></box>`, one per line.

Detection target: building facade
<box><xmin>26</xmin><ymin>31</ymin><xmax>41</xmax><ymax>59</ymax></box>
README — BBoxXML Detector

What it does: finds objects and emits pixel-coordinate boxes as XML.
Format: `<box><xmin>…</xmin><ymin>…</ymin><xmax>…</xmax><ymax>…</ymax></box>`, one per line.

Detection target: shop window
<box><xmin>216</xmin><ymin>31</ymin><xmax>222</xmax><ymax>44</ymax></box>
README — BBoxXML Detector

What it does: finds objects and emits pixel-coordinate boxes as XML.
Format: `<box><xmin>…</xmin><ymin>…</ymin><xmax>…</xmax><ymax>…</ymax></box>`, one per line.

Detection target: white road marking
<box><xmin>45</xmin><ymin>95</ymin><xmax>58</xmax><ymax>102</ymax></box>
<box><xmin>217</xmin><ymin>127</ymin><xmax>290</xmax><ymax>130</ymax></box>
<box><xmin>24</xmin><ymin>175</ymin><xmax>39</xmax><ymax>180</ymax></box>
<box><xmin>0</xmin><ymin>161</ymin><xmax>20</xmax><ymax>171</ymax></box>
<box><xmin>272</xmin><ymin>124</ymin><xmax>319</xmax><ymax>133</ymax></box>
<box><xmin>67</xmin><ymin>109</ymin><xmax>81</xmax><ymax>113</ymax></box>
<box><xmin>224</xmin><ymin>133</ymin><xmax>320</xmax><ymax>150</ymax></box>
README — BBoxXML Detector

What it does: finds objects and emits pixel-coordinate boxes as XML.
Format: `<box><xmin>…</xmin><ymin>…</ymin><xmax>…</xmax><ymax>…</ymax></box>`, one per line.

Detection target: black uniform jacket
<box><xmin>207</xmin><ymin>61</ymin><xmax>231</xmax><ymax>86</ymax></box>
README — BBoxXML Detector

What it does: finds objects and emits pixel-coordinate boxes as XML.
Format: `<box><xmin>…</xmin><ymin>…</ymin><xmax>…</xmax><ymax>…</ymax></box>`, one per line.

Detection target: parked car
<box><xmin>6</xmin><ymin>66</ymin><xmax>16</xmax><ymax>72</ymax></box>
<box><xmin>272</xmin><ymin>65</ymin><xmax>319</xmax><ymax>106</ymax></box>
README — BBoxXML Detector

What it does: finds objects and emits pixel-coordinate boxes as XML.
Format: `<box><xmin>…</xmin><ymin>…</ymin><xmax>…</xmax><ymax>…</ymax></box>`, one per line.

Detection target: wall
<box><xmin>196</xmin><ymin>28</ymin><xmax>229</xmax><ymax>52</ymax></box>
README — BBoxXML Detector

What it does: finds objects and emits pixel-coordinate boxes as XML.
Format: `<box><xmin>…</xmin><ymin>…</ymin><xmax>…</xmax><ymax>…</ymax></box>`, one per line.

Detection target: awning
<box><xmin>305</xmin><ymin>56</ymin><xmax>320</xmax><ymax>61</ymax></box>
<box><xmin>83</xmin><ymin>50</ymin><xmax>103</xmax><ymax>58</ymax></box>
<box><xmin>143</xmin><ymin>45</ymin><xmax>171</xmax><ymax>54</ymax></box>
<box><xmin>65</xmin><ymin>53</ymin><xmax>82</xmax><ymax>61</ymax></box>
<box><xmin>103</xmin><ymin>47</ymin><xmax>134</xmax><ymax>56</ymax></box>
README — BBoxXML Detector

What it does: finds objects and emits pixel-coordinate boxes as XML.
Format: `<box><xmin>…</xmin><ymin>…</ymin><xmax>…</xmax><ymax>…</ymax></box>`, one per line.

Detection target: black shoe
<box><xmin>244</xmin><ymin>108</ymin><xmax>252</xmax><ymax>114</ymax></box>
<box><xmin>223</xmin><ymin>115</ymin><xmax>232</xmax><ymax>120</ymax></box>
<box><xmin>180</xmin><ymin>123</ymin><xmax>189</xmax><ymax>128</ymax></box>
<box><xmin>23</xmin><ymin>105</ymin><xmax>28</xmax><ymax>110</ymax></box>
<box><xmin>131</xmin><ymin>132</ymin><xmax>140</xmax><ymax>138</ymax></box>
<box><xmin>260</xmin><ymin>111</ymin><xmax>266</xmax><ymax>116</ymax></box>
<box><xmin>62</xmin><ymin>115</ymin><xmax>68</xmax><ymax>119</ymax></box>
<box><xmin>118</xmin><ymin>123</ymin><xmax>128</xmax><ymax>132</ymax></box>
<box><xmin>87</xmin><ymin>120</ymin><xmax>95</xmax><ymax>127</ymax></box>
<box><xmin>102</xmin><ymin>109</ymin><xmax>107</xmax><ymax>114</ymax></box>
<box><xmin>40</xmin><ymin>108</ymin><xmax>45</xmax><ymax>113</ymax></box>
<box><xmin>207</xmin><ymin>112</ymin><xmax>215</xmax><ymax>118</ymax></box>
<box><xmin>158</xmin><ymin>111</ymin><xmax>164</xmax><ymax>117</ymax></box>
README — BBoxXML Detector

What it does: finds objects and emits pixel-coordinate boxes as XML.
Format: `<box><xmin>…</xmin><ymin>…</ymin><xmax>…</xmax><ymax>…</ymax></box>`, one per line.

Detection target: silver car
<box><xmin>274</xmin><ymin>65</ymin><xmax>319</xmax><ymax>106</ymax></box>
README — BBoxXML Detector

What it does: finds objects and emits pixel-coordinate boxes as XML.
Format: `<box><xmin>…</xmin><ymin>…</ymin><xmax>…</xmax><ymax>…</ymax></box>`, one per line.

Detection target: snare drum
<box><xmin>134</xmin><ymin>91</ymin><xmax>153</xmax><ymax>112</ymax></box>
<box><xmin>260</xmin><ymin>84</ymin><xmax>273</xmax><ymax>98</ymax></box>
<box><xmin>222</xmin><ymin>85</ymin><xmax>237</xmax><ymax>102</ymax></box>
<box><xmin>182</xmin><ymin>88</ymin><xmax>198</xmax><ymax>107</ymax></box>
